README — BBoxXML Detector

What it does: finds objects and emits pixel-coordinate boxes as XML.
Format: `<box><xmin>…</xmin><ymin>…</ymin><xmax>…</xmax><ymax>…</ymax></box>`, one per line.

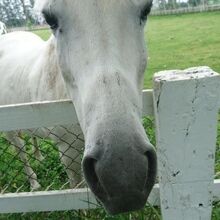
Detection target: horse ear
<box><xmin>132</xmin><ymin>0</ymin><xmax>153</xmax><ymax>8</ymax></box>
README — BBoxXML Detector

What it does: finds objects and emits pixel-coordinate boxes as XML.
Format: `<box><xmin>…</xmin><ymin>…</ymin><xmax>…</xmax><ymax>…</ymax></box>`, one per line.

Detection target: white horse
<box><xmin>0</xmin><ymin>21</ymin><xmax>7</xmax><ymax>35</ymax></box>
<box><xmin>0</xmin><ymin>0</ymin><xmax>157</xmax><ymax>215</ymax></box>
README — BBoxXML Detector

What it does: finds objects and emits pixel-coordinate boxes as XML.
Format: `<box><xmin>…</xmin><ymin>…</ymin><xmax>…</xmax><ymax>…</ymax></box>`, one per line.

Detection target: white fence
<box><xmin>151</xmin><ymin>4</ymin><xmax>220</xmax><ymax>16</ymax></box>
<box><xmin>0</xmin><ymin>66</ymin><xmax>220</xmax><ymax>219</ymax></box>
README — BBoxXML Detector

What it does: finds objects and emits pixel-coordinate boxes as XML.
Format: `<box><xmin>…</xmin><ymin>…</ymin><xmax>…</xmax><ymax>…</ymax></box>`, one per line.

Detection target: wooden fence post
<box><xmin>153</xmin><ymin>67</ymin><xmax>220</xmax><ymax>220</ymax></box>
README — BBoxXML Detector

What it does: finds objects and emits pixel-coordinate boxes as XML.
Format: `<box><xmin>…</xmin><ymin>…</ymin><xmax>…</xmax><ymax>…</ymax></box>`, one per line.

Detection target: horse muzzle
<box><xmin>82</xmin><ymin>129</ymin><xmax>157</xmax><ymax>215</ymax></box>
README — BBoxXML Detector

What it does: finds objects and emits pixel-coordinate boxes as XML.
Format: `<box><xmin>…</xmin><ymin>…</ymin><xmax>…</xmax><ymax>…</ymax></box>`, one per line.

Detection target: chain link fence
<box><xmin>0</xmin><ymin>123</ymin><xmax>85</xmax><ymax>194</ymax></box>
<box><xmin>1</xmin><ymin>116</ymin><xmax>220</xmax><ymax>193</ymax></box>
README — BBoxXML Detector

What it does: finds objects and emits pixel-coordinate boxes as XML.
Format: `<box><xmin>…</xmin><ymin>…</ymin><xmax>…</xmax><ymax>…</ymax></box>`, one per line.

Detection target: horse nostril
<box><xmin>83</xmin><ymin>157</ymin><xmax>98</xmax><ymax>188</ymax></box>
<box><xmin>82</xmin><ymin>156</ymin><xmax>107</xmax><ymax>200</ymax></box>
<box><xmin>82</xmin><ymin>142</ymin><xmax>157</xmax><ymax>215</ymax></box>
<box><xmin>144</xmin><ymin>149</ymin><xmax>157</xmax><ymax>196</ymax></box>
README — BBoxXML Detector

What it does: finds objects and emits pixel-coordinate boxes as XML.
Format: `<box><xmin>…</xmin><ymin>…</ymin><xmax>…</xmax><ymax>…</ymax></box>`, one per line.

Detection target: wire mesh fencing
<box><xmin>0</xmin><ymin>123</ymin><xmax>85</xmax><ymax>194</ymax></box>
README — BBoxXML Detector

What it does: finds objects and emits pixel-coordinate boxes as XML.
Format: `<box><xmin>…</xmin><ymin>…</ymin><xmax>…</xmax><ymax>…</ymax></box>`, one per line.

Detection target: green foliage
<box><xmin>0</xmin><ymin>133</ymin><xmax>69</xmax><ymax>193</ymax></box>
<box><xmin>31</xmin><ymin>138</ymin><xmax>69</xmax><ymax>190</ymax></box>
<box><xmin>0</xmin><ymin>0</ymin><xmax>34</xmax><ymax>27</ymax></box>
<box><xmin>142</xmin><ymin>116</ymin><xmax>156</xmax><ymax>147</ymax></box>
<box><xmin>188</xmin><ymin>0</ymin><xmax>201</xmax><ymax>7</ymax></box>
<box><xmin>26</xmin><ymin>20</ymin><xmax>33</xmax><ymax>30</ymax></box>
<box><xmin>212</xmin><ymin>202</ymin><xmax>220</xmax><ymax>220</ymax></box>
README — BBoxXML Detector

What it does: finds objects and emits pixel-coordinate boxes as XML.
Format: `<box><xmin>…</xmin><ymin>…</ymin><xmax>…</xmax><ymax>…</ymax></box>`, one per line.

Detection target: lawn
<box><xmin>145</xmin><ymin>11</ymin><xmax>220</xmax><ymax>88</ymax></box>
<box><xmin>1</xmin><ymin>11</ymin><xmax>220</xmax><ymax>220</ymax></box>
<box><xmin>32</xmin><ymin>11</ymin><xmax>220</xmax><ymax>88</ymax></box>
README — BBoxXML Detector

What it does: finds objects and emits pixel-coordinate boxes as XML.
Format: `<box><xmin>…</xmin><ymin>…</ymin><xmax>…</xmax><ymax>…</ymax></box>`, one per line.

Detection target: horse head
<box><xmin>35</xmin><ymin>0</ymin><xmax>157</xmax><ymax>214</ymax></box>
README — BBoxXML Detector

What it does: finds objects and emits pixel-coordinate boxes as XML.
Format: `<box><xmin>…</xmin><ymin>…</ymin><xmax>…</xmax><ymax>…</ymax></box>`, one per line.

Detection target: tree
<box><xmin>0</xmin><ymin>0</ymin><xmax>35</xmax><ymax>27</ymax></box>
<box><xmin>188</xmin><ymin>0</ymin><xmax>202</xmax><ymax>6</ymax></box>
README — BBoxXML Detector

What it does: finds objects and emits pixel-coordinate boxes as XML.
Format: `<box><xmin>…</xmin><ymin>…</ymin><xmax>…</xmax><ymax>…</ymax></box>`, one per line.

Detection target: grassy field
<box><xmin>1</xmin><ymin>11</ymin><xmax>220</xmax><ymax>219</ymax></box>
<box><xmin>33</xmin><ymin>11</ymin><xmax>220</xmax><ymax>88</ymax></box>
<box><xmin>145</xmin><ymin>11</ymin><xmax>220</xmax><ymax>88</ymax></box>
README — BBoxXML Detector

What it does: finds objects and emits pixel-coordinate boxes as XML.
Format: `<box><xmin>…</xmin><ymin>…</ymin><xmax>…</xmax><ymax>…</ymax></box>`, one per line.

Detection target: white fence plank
<box><xmin>213</xmin><ymin>179</ymin><xmax>220</xmax><ymax>202</ymax></box>
<box><xmin>0</xmin><ymin>180</ymin><xmax>219</xmax><ymax>214</ymax></box>
<box><xmin>0</xmin><ymin>100</ymin><xmax>77</xmax><ymax>132</ymax></box>
<box><xmin>142</xmin><ymin>89</ymin><xmax>154</xmax><ymax>116</ymax></box>
<box><xmin>0</xmin><ymin>188</ymin><xmax>98</xmax><ymax>213</ymax></box>
<box><xmin>0</xmin><ymin>90</ymin><xmax>153</xmax><ymax>132</ymax></box>
<box><xmin>0</xmin><ymin>185</ymin><xmax>160</xmax><ymax>214</ymax></box>
<box><xmin>153</xmin><ymin>67</ymin><xmax>220</xmax><ymax>220</ymax></box>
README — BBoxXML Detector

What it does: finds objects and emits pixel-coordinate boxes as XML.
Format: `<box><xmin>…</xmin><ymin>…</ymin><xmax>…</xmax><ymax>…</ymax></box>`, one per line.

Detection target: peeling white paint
<box><xmin>153</xmin><ymin>66</ymin><xmax>220</xmax><ymax>220</ymax></box>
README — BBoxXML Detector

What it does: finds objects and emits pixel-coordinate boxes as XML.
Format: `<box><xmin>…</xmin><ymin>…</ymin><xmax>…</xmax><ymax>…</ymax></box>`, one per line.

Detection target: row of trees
<box><xmin>0</xmin><ymin>0</ymin><xmax>37</xmax><ymax>27</ymax></box>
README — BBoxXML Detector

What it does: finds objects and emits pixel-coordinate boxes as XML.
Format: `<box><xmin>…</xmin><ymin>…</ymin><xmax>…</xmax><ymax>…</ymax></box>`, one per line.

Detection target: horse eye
<box><xmin>43</xmin><ymin>11</ymin><xmax>59</xmax><ymax>30</ymax></box>
<box><xmin>140</xmin><ymin>2</ymin><xmax>153</xmax><ymax>24</ymax></box>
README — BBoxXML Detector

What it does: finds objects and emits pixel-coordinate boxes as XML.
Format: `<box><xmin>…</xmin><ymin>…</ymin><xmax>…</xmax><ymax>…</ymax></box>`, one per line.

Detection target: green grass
<box><xmin>1</xmin><ymin>11</ymin><xmax>220</xmax><ymax>219</ymax></box>
<box><xmin>145</xmin><ymin>11</ymin><xmax>220</xmax><ymax>88</ymax></box>
<box><xmin>32</xmin><ymin>29</ymin><xmax>51</xmax><ymax>41</ymax></box>
<box><xmin>0</xmin><ymin>205</ymin><xmax>161</xmax><ymax>220</ymax></box>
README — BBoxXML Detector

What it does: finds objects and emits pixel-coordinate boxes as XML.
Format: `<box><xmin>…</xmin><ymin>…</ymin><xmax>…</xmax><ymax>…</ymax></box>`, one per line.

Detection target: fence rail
<box><xmin>0</xmin><ymin>180</ymin><xmax>220</xmax><ymax>214</ymax></box>
<box><xmin>0</xmin><ymin>90</ymin><xmax>153</xmax><ymax>132</ymax></box>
